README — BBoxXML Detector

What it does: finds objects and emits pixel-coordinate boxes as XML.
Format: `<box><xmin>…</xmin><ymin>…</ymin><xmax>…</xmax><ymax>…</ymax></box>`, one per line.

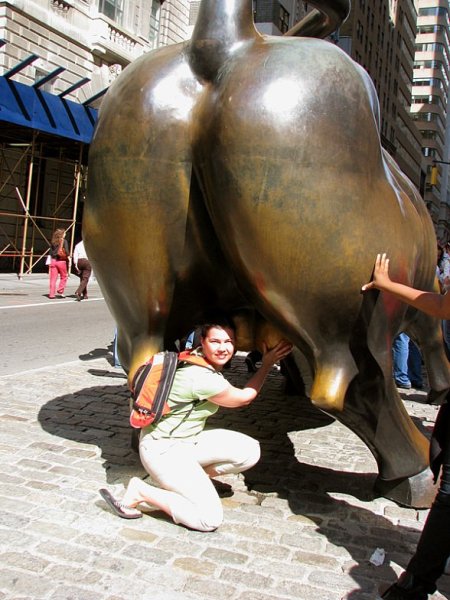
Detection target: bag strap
<box><xmin>178</xmin><ymin>350</ymin><xmax>214</xmax><ymax>370</ymax></box>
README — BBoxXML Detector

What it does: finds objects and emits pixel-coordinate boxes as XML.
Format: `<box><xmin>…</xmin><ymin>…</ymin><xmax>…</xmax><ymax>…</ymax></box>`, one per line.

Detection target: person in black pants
<box><xmin>363</xmin><ymin>253</ymin><xmax>450</xmax><ymax>599</ymax></box>
<box><xmin>73</xmin><ymin>240</ymin><xmax>92</xmax><ymax>300</ymax></box>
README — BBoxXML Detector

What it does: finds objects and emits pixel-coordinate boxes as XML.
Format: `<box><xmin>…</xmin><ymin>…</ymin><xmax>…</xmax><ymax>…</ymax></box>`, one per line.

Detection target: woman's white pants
<box><xmin>139</xmin><ymin>428</ymin><xmax>260</xmax><ymax>531</ymax></box>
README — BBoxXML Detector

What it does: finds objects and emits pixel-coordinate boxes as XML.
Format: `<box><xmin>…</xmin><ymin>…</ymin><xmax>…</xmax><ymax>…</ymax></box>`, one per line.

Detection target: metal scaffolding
<box><xmin>0</xmin><ymin>133</ymin><xmax>87</xmax><ymax>276</ymax></box>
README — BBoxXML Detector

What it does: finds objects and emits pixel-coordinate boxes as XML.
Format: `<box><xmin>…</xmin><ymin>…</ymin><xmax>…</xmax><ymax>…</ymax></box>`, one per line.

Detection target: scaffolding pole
<box><xmin>18</xmin><ymin>135</ymin><xmax>35</xmax><ymax>278</ymax></box>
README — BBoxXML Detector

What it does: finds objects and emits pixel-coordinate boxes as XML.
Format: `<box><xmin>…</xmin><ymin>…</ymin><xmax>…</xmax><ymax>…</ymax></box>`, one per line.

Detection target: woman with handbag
<box><xmin>48</xmin><ymin>228</ymin><xmax>69</xmax><ymax>299</ymax></box>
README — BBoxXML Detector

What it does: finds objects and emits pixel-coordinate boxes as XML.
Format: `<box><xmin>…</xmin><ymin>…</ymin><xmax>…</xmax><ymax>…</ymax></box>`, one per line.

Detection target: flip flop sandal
<box><xmin>99</xmin><ymin>488</ymin><xmax>142</xmax><ymax>519</ymax></box>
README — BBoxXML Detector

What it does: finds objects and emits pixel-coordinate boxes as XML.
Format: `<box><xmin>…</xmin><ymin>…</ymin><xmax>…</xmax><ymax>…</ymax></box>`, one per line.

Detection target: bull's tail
<box><xmin>284</xmin><ymin>0</ymin><xmax>350</xmax><ymax>39</ymax></box>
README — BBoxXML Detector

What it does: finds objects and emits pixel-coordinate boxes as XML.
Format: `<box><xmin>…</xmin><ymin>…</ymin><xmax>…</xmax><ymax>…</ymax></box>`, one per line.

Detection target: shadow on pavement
<box><xmin>78</xmin><ymin>340</ymin><xmax>117</xmax><ymax>364</ymax></box>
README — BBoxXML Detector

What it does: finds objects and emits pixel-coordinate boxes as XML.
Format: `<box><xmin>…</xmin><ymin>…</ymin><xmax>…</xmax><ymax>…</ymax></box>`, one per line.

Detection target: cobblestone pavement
<box><xmin>1</xmin><ymin>349</ymin><xmax>450</xmax><ymax>599</ymax></box>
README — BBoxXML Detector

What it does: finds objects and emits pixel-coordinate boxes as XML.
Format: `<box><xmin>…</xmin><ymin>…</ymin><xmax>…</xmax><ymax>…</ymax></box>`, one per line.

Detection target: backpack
<box><xmin>129</xmin><ymin>350</ymin><xmax>211</xmax><ymax>429</ymax></box>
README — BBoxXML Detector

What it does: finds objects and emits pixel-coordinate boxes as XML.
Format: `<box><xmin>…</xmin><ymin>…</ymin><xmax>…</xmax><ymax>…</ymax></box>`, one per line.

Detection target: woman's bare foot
<box><xmin>122</xmin><ymin>476</ymin><xmax>148</xmax><ymax>507</ymax></box>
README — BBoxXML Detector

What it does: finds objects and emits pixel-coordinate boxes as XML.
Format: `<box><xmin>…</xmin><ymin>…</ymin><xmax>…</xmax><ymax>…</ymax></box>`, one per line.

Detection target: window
<box><xmin>149</xmin><ymin>0</ymin><xmax>161</xmax><ymax>48</ymax></box>
<box><xmin>412</xmin><ymin>112</ymin><xmax>444</xmax><ymax>128</ymax></box>
<box><xmin>420</xmin><ymin>130</ymin><xmax>439</xmax><ymax>141</ymax></box>
<box><xmin>418</xmin><ymin>6</ymin><xmax>448</xmax><ymax>18</ymax></box>
<box><xmin>356</xmin><ymin>20</ymin><xmax>364</xmax><ymax>43</ymax></box>
<box><xmin>98</xmin><ymin>0</ymin><xmax>123</xmax><ymax>24</ymax></box>
<box><xmin>189</xmin><ymin>1</ymin><xmax>201</xmax><ymax>26</ymax></box>
<box><xmin>423</xmin><ymin>147</ymin><xmax>437</xmax><ymax>158</ymax></box>
<box><xmin>279</xmin><ymin>4</ymin><xmax>290</xmax><ymax>34</ymax></box>
<box><xmin>414</xmin><ymin>78</ymin><xmax>444</xmax><ymax>91</ymax></box>
<box><xmin>34</xmin><ymin>68</ymin><xmax>53</xmax><ymax>93</ymax></box>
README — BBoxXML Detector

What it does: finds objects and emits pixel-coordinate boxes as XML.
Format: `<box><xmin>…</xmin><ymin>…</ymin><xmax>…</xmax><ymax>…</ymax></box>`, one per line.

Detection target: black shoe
<box><xmin>381</xmin><ymin>572</ymin><xmax>430</xmax><ymax>600</ymax></box>
<box><xmin>245</xmin><ymin>351</ymin><xmax>261</xmax><ymax>373</ymax></box>
<box><xmin>245</xmin><ymin>356</ymin><xmax>257</xmax><ymax>373</ymax></box>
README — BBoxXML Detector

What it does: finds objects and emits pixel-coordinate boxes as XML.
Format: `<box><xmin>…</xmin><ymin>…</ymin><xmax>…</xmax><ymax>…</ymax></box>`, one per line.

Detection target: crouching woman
<box><xmin>100</xmin><ymin>318</ymin><xmax>292</xmax><ymax>531</ymax></box>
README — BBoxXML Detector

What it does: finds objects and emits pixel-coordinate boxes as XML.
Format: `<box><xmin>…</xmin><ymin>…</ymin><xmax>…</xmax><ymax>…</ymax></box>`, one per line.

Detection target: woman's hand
<box><xmin>361</xmin><ymin>253</ymin><xmax>391</xmax><ymax>292</ymax></box>
<box><xmin>261</xmin><ymin>340</ymin><xmax>293</xmax><ymax>368</ymax></box>
<box><xmin>209</xmin><ymin>339</ymin><xmax>294</xmax><ymax>408</ymax></box>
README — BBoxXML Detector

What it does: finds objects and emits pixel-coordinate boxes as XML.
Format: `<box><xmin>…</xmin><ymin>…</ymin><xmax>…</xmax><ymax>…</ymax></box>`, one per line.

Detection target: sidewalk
<box><xmin>0</xmin><ymin>272</ymin><xmax>102</xmax><ymax>306</ymax></box>
<box><xmin>1</xmin><ymin>351</ymin><xmax>449</xmax><ymax>599</ymax></box>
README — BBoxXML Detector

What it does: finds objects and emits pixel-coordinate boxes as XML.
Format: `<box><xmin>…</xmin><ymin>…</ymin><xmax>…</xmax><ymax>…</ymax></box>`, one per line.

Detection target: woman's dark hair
<box><xmin>196</xmin><ymin>310</ymin><xmax>236</xmax><ymax>339</ymax></box>
<box><xmin>200</xmin><ymin>319</ymin><xmax>236</xmax><ymax>339</ymax></box>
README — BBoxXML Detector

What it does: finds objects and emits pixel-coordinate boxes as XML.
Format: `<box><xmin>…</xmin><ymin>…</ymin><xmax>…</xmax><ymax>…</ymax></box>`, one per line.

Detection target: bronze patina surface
<box><xmin>85</xmin><ymin>0</ymin><xmax>450</xmax><ymax>507</ymax></box>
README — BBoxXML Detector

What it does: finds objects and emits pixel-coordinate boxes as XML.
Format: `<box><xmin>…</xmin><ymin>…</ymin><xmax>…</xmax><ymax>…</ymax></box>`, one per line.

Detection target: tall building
<box><xmin>412</xmin><ymin>0</ymin><xmax>450</xmax><ymax>240</ymax></box>
<box><xmin>253</xmin><ymin>0</ymin><xmax>305</xmax><ymax>35</ymax></box>
<box><xmin>0</xmin><ymin>0</ymin><xmax>191</xmax><ymax>274</ymax></box>
<box><xmin>185</xmin><ymin>1</ymin><xmax>306</xmax><ymax>39</ymax></box>
<box><xmin>338</xmin><ymin>0</ymin><xmax>425</xmax><ymax>193</ymax></box>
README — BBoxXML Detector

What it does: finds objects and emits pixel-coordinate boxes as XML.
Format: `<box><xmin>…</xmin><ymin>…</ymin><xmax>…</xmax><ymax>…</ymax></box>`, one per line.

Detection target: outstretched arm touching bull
<box><xmin>363</xmin><ymin>254</ymin><xmax>450</xmax><ymax>599</ymax></box>
<box><xmin>362</xmin><ymin>252</ymin><xmax>450</xmax><ymax>320</ymax></box>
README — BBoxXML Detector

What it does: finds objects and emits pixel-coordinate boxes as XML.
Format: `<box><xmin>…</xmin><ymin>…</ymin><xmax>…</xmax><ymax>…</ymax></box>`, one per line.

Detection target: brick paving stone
<box><xmin>0</xmin><ymin>569</ymin><xmax>55</xmax><ymax>597</ymax></box>
<box><xmin>202</xmin><ymin>546</ymin><xmax>249</xmax><ymax>565</ymax></box>
<box><xmin>48</xmin><ymin>585</ymin><xmax>101</xmax><ymax>600</ymax></box>
<box><xmin>238</xmin><ymin>591</ymin><xmax>293</xmax><ymax>600</ymax></box>
<box><xmin>184</xmin><ymin>577</ymin><xmax>239</xmax><ymax>598</ymax></box>
<box><xmin>232</xmin><ymin>539</ymin><xmax>293</xmax><ymax>561</ymax></box>
<box><xmin>247</xmin><ymin>556</ymin><xmax>308</xmax><ymax>580</ymax></box>
<box><xmin>173</xmin><ymin>557</ymin><xmax>218</xmax><ymax>576</ymax></box>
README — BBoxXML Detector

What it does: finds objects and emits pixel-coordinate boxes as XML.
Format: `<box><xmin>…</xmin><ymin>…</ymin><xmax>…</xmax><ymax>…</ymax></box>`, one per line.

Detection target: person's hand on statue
<box><xmin>361</xmin><ymin>253</ymin><xmax>392</xmax><ymax>293</ymax></box>
<box><xmin>261</xmin><ymin>340</ymin><xmax>293</xmax><ymax>368</ymax></box>
<box><xmin>362</xmin><ymin>252</ymin><xmax>450</xmax><ymax>320</ymax></box>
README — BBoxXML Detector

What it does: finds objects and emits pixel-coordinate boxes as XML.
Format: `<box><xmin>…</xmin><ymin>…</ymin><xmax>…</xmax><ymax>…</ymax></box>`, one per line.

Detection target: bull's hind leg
<box><xmin>350</xmin><ymin>300</ymin><xmax>436</xmax><ymax>507</ymax></box>
<box><xmin>308</xmin><ymin>334</ymin><xmax>433</xmax><ymax>506</ymax></box>
<box><xmin>303</xmin><ymin>291</ymin><xmax>435</xmax><ymax>507</ymax></box>
<box><xmin>339</xmin><ymin>348</ymin><xmax>434</xmax><ymax>507</ymax></box>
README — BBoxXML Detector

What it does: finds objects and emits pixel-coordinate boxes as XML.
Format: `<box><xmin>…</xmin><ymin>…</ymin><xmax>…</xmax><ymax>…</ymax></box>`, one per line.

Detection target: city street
<box><xmin>0</xmin><ymin>274</ymin><xmax>450</xmax><ymax>599</ymax></box>
<box><xmin>0</xmin><ymin>275</ymin><xmax>115</xmax><ymax>375</ymax></box>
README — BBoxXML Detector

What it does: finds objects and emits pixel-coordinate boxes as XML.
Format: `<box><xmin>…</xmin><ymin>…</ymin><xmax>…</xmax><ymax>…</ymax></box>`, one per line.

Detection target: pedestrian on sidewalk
<box><xmin>73</xmin><ymin>239</ymin><xmax>91</xmax><ymax>301</ymax></box>
<box><xmin>100</xmin><ymin>317</ymin><xmax>292</xmax><ymax>532</ymax></box>
<box><xmin>363</xmin><ymin>253</ymin><xmax>450</xmax><ymax>600</ymax></box>
<box><xmin>48</xmin><ymin>228</ymin><xmax>69</xmax><ymax>299</ymax></box>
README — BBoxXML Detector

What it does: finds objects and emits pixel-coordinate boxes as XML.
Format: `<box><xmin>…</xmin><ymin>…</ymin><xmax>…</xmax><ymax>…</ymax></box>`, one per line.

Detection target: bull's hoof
<box><xmin>426</xmin><ymin>388</ymin><xmax>448</xmax><ymax>405</ymax></box>
<box><xmin>374</xmin><ymin>468</ymin><xmax>438</xmax><ymax>508</ymax></box>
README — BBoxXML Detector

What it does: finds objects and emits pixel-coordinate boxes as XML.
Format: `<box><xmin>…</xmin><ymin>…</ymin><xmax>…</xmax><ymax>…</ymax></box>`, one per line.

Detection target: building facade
<box><xmin>413</xmin><ymin>0</ymin><xmax>450</xmax><ymax>240</ymax></box>
<box><xmin>339</xmin><ymin>0</ymin><xmax>426</xmax><ymax>192</ymax></box>
<box><xmin>253</xmin><ymin>0</ymin><xmax>305</xmax><ymax>35</ymax></box>
<box><xmin>0</xmin><ymin>0</ymin><xmax>190</xmax><ymax>105</ymax></box>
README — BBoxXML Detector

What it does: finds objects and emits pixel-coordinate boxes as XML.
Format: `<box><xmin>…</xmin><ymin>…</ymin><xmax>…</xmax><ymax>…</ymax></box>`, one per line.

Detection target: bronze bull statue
<box><xmin>84</xmin><ymin>0</ymin><xmax>450</xmax><ymax>507</ymax></box>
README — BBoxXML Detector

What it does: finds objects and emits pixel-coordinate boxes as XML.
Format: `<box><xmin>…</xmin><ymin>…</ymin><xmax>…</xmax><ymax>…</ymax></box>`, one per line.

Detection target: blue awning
<box><xmin>0</xmin><ymin>76</ymin><xmax>99</xmax><ymax>144</ymax></box>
